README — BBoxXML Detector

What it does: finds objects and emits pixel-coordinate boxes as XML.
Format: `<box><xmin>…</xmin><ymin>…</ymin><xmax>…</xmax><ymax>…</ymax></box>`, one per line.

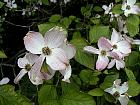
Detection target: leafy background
<box><xmin>0</xmin><ymin>0</ymin><xmax>140</xmax><ymax>105</ymax></box>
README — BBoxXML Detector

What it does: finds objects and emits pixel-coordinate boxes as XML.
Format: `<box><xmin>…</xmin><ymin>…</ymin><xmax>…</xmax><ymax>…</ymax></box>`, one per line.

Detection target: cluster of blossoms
<box><xmin>50</xmin><ymin>0</ymin><xmax>70</xmax><ymax>4</ymax></box>
<box><xmin>14</xmin><ymin>26</ymin><xmax>76</xmax><ymax>85</ymax></box>
<box><xmin>105</xmin><ymin>79</ymin><xmax>131</xmax><ymax>105</ymax></box>
<box><xmin>102</xmin><ymin>0</ymin><xmax>140</xmax><ymax>22</ymax></box>
<box><xmin>4</xmin><ymin>0</ymin><xmax>17</xmax><ymax>9</ymax></box>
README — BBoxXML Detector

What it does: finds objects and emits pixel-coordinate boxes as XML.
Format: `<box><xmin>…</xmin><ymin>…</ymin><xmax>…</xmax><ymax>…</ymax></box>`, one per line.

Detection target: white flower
<box><xmin>102</xmin><ymin>3</ymin><xmax>119</xmax><ymax>22</ymax></box>
<box><xmin>122</xmin><ymin>0</ymin><xmax>140</xmax><ymax>17</ymax></box>
<box><xmin>50</xmin><ymin>0</ymin><xmax>70</xmax><ymax>4</ymax></box>
<box><xmin>24</xmin><ymin>26</ymin><xmax>69</xmax><ymax>71</ymax></box>
<box><xmin>105</xmin><ymin>79</ymin><xmax>131</xmax><ymax>105</ymax></box>
<box><xmin>84</xmin><ymin>37</ymin><xmax>119</xmax><ymax>70</ymax></box>
<box><xmin>43</xmin><ymin>38</ymin><xmax>76</xmax><ymax>83</ymax></box>
<box><xmin>0</xmin><ymin>77</ymin><xmax>9</xmax><ymax>85</ymax></box>
<box><xmin>50</xmin><ymin>0</ymin><xmax>57</xmax><ymax>3</ymax></box>
<box><xmin>4</xmin><ymin>0</ymin><xmax>17</xmax><ymax>9</ymax></box>
<box><xmin>14</xmin><ymin>53</ymin><xmax>44</xmax><ymax>85</ymax></box>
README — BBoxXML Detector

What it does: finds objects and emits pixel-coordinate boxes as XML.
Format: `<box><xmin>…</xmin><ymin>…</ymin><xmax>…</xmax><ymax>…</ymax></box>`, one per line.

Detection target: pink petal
<box><xmin>84</xmin><ymin>46</ymin><xmax>100</xmax><ymax>54</ymax></box>
<box><xmin>42</xmin><ymin>66</ymin><xmax>56</xmax><ymax>80</ymax></box>
<box><xmin>98</xmin><ymin>37</ymin><xmax>112</xmax><ymax>51</ymax></box>
<box><xmin>111</xmin><ymin>29</ymin><xmax>121</xmax><ymax>44</ymax></box>
<box><xmin>107</xmin><ymin>59</ymin><xmax>116</xmax><ymax>69</ymax></box>
<box><xmin>44</xmin><ymin>26</ymin><xmax>67</xmax><ymax>48</ymax></box>
<box><xmin>25</xmin><ymin>53</ymin><xmax>39</xmax><ymax>65</ymax></box>
<box><xmin>14</xmin><ymin>69</ymin><xmax>28</xmax><ymax>84</ymax></box>
<box><xmin>117</xmin><ymin>41</ymin><xmax>131</xmax><ymax>54</ymax></box>
<box><xmin>46</xmin><ymin>48</ymin><xmax>68</xmax><ymax>70</ymax></box>
<box><xmin>96</xmin><ymin>55</ymin><xmax>109</xmax><ymax>70</ymax></box>
<box><xmin>59</xmin><ymin>64</ymin><xmax>71</xmax><ymax>83</ymax></box>
<box><xmin>62</xmin><ymin>40</ymin><xmax>76</xmax><ymax>59</ymax></box>
<box><xmin>28</xmin><ymin>55</ymin><xmax>45</xmax><ymax>85</ymax></box>
<box><xmin>24</xmin><ymin>31</ymin><xmax>45</xmax><ymax>54</ymax></box>
<box><xmin>107</xmin><ymin>51</ymin><xmax>120</xmax><ymax>60</ymax></box>
<box><xmin>18</xmin><ymin>57</ymin><xmax>29</xmax><ymax>68</ymax></box>
<box><xmin>116</xmin><ymin>60</ymin><xmax>125</xmax><ymax>70</ymax></box>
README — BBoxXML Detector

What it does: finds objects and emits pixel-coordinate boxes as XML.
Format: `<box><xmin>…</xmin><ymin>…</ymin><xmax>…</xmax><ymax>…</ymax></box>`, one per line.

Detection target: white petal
<box><xmin>28</xmin><ymin>55</ymin><xmax>45</xmax><ymax>85</ymax></box>
<box><xmin>59</xmin><ymin>64</ymin><xmax>71</xmax><ymax>83</ymax></box>
<box><xmin>118</xmin><ymin>82</ymin><xmax>128</xmax><ymax>94</ymax></box>
<box><xmin>117</xmin><ymin>41</ymin><xmax>131</xmax><ymax>54</ymax></box>
<box><xmin>104</xmin><ymin>87</ymin><xmax>116</xmax><ymax>95</ymax></box>
<box><xmin>127</xmin><ymin>0</ymin><xmax>136</xmax><ymax>6</ymax></box>
<box><xmin>44</xmin><ymin>26</ymin><xmax>67</xmax><ymax>48</ymax></box>
<box><xmin>0</xmin><ymin>77</ymin><xmax>10</xmax><ymax>85</ymax></box>
<box><xmin>118</xmin><ymin>95</ymin><xmax>129</xmax><ymax>105</ymax></box>
<box><xmin>25</xmin><ymin>53</ymin><xmax>39</xmax><ymax>65</ymax></box>
<box><xmin>116</xmin><ymin>59</ymin><xmax>125</xmax><ymax>70</ymax></box>
<box><xmin>111</xmin><ymin>29</ymin><xmax>121</xmax><ymax>44</ymax></box>
<box><xmin>62</xmin><ymin>42</ymin><xmax>76</xmax><ymax>59</ymax></box>
<box><xmin>14</xmin><ymin>69</ymin><xmax>28</xmax><ymax>84</ymax></box>
<box><xmin>46</xmin><ymin>48</ymin><xmax>68</xmax><ymax>70</ymax></box>
<box><xmin>24</xmin><ymin>31</ymin><xmax>45</xmax><ymax>54</ymax></box>
<box><xmin>114</xmin><ymin>79</ymin><xmax>121</xmax><ymax>86</ymax></box>
<box><xmin>96</xmin><ymin>55</ymin><xmax>109</xmax><ymax>70</ymax></box>
<box><xmin>18</xmin><ymin>57</ymin><xmax>29</xmax><ymax>68</ymax></box>
<box><xmin>84</xmin><ymin>46</ymin><xmax>100</xmax><ymax>54</ymax></box>
<box><xmin>98</xmin><ymin>37</ymin><xmax>112</xmax><ymax>51</ymax></box>
<box><xmin>132</xmin><ymin>39</ymin><xmax>140</xmax><ymax>45</ymax></box>
<box><xmin>107</xmin><ymin>59</ymin><xmax>116</xmax><ymax>69</ymax></box>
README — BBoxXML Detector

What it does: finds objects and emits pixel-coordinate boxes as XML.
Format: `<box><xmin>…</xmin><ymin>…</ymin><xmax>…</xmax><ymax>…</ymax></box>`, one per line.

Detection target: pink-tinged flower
<box><xmin>122</xmin><ymin>0</ymin><xmax>140</xmax><ymax>17</ymax></box>
<box><xmin>24</xmin><ymin>26</ymin><xmax>69</xmax><ymax>71</ymax></box>
<box><xmin>0</xmin><ymin>77</ymin><xmax>9</xmax><ymax>85</ymax></box>
<box><xmin>14</xmin><ymin>53</ymin><xmax>44</xmax><ymax>85</ymax></box>
<box><xmin>110</xmin><ymin>29</ymin><xmax>131</xmax><ymax>58</ymax></box>
<box><xmin>108</xmin><ymin>58</ymin><xmax>125</xmax><ymax>70</ymax></box>
<box><xmin>84</xmin><ymin>37</ymin><xmax>118</xmax><ymax>70</ymax></box>
<box><xmin>105</xmin><ymin>79</ymin><xmax>131</xmax><ymax>105</ymax></box>
<box><xmin>43</xmin><ymin>39</ymin><xmax>76</xmax><ymax>83</ymax></box>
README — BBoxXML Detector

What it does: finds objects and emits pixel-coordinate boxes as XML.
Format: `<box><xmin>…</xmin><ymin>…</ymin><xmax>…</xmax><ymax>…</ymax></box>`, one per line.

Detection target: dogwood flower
<box><xmin>105</xmin><ymin>79</ymin><xmax>131</xmax><ymax>105</ymax></box>
<box><xmin>102</xmin><ymin>3</ymin><xmax>119</xmax><ymax>22</ymax></box>
<box><xmin>50</xmin><ymin>0</ymin><xmax>70</xmax><ymax>4</ymax></box>
<box><xmin>0</xmin><ymin>77</ymin><xmax>9</xmax><ymax>85</ymax></box>
<box><xmin>84</xmin><ymin>37</ymin><xmax>118</xmax><ymax>70</ymax></box>
<box><xmin>110</xmin><ymin>28</ymin><xmax>131</xmax><ymax>58</ymax></box>
<box><xmin>121</xmin><ymin>0</ymin><xmax>140</xmax><ymax>17</ymax></box>
<box><xmin>24</xmin><ymin>26</ymin><xmax>69</xmax><ymax>71</ymax></box>
<box><xmin>43</xmin><ymin>38</ymin><xmax>76</xmax><ymax>83</ymax></box>
<box><xmin>4</xmin><ymin>0</ymin><xmax>17</xmax><ymax>9</ymax></box>
<box><xmin>14</xmin><ymin>53</ymin><xmax>44</xmax><ymax>85</ymax></box>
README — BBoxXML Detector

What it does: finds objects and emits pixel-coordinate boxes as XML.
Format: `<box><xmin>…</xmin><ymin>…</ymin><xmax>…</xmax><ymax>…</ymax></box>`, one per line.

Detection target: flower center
<box><xmin>42</xmin><ymin>47</ymin><xmax>51</xmax><ymax>55</ymax></box>
<box><xmin>126</xmin><ymin>5</ymin><xmax>131</xmax><ymax>10</ymax></box>
<box><xmin>101</xmin><ymin>50</ymin><xmax>106</xmax><ymax>56</ymax></box>
<box><xmin>113</xmin><ymin>91</ymin><xmax>120</xmax><ymax>98</ymax></box>
<box><xmin>25</xmin><ymin>64</ymin><xmax>32</xmax><ymax>71</ymax></box>
<box><xmin>113</xmin><ymin>44</ymin><xmax>117</xmax><ymax>49</ymax></box>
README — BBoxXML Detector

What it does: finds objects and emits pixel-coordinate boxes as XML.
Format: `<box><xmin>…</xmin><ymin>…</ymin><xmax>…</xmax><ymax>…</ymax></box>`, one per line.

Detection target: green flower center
<box><xmin>42</xmin><ymin>47</ymin><xmax>52</xmax><ymax>55</ymax></box>
<box><xmin>126</xmin><ymin>5</ymin><xmax>131</xmax><ymax>10</ymax></box>
<box><xmin>113</xmin><ymin>44</ymin><xmax>117</xmax><ymax>49</ymax></box>
<box><xmin>113</xmin><ymin>91</ymin><xmax>120</xmax><ymax>98</ymax></box>
<box><xmin>101</xmin><ymin>50</ymin><xmax>106</xmax><ymax>56</ymax></box>
<box><xmin>25</xmin><ymin>64</ymin><xmax>32</xmax><ymax>71</ymax></box>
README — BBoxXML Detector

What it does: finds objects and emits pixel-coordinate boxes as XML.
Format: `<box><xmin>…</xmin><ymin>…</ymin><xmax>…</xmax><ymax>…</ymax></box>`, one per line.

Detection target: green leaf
<box><xmin>61</xmin><ymin>82</ymin><xmax>96</xmax><ymax>105</ymax></box>
<box><xmin>71</xmin><ymin>38</ymin><xmax>95</xmax><ymax>69</ymax></box>
<box><xmin>88</xmin><ymin>88</ymin><xmax>104</xmax><ymax>96</ymax></box>
<box><xmin>127</xmin><ymin>80</ymin><xmax>140</xmax><ymax>96</ymax></box>
<box><xmin>112</xmin><ymin>4</ymin><xmax>123</xmax><ymax>14</ymax></box>
<box><xmin>128</xmin><ymin>100</ymin><xmax>137</xmax><ymax>105</ymax></box>
<box><xmin>0</xmin><ymin>1</ymin><xmax>4</xmax><ymax>8</ymax></box>
<box><xmin>125</xmin><ymin>68</ymin><xmax>136</xmax><ymax>80</ymax></box>
<box><xmin>72</xmin><ymin>31</ymin><xmax>81</xmax><ymax>39</ymax></box>
<box><xmin>104</xmin><ymin>92</ymin><xmax>116</xmax><ymax>103</ymax></box>
<box><xmin>125</xmin><ymin>51</ymin><xmax>140</xmax><ymax>67</ymax></box>
<box><xmin>81</xmin><ymin>6</ymin><xmax>92</xmax><ymax>17</ymax></box>
<box><xmin>79</xmin><ymin>69</ymin><xmax>99</xmax><ymax>85</ymax></box>
<box><xmin>49</xmin><ymin>14</ymin><xmax>61</xmax><ymax>23</ymax></box>
<box><xmin>126</xmin><ymin>15</ymin><xmax>139</xmax><ymax>37</ymax></box>
<box><xmin>115</xmin><ymin>0</ymin><xmax>122</xmax><ymax>3</ymax></box>
<box><xmin>41</xmin><ymin>0</ymin><xmax>49</xmax><ymax>5</ymax></box>
<box><xmin>61</xmin><ymin>17</ymin><xmax>72</xmax><ymax>28</ymax></box>
<box><xmin>100</xmin><ymin>73</ymin><xmax>119</xmax><ymax>90</ymax></box>
<box><xmin>0</xmin><ymin>51</ymin><xmax>7</xmax><ymax>58</ymax></box>
<box><xmin>0</xmin><ymin>85</ymin><xmax>31</xmax><ymax>105</ymax></box>
<box><xmin>93</xmin><ymin>6</ymin><xmax>103</xmax><ymax>12</ymax></box>
<box><xmin>38</xmin><ymin>23</ymin><xmax>55</xmax><ymax>35</ymax></box>
<box><xmin>89</xmin><ymin>25</ymin><xmax>110</xmax><ymax>43</ymax></box>
<box><xmin>38</xmin><ymin>85</ymin><xmax>59</xmax><ymax>105</ymax></box>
